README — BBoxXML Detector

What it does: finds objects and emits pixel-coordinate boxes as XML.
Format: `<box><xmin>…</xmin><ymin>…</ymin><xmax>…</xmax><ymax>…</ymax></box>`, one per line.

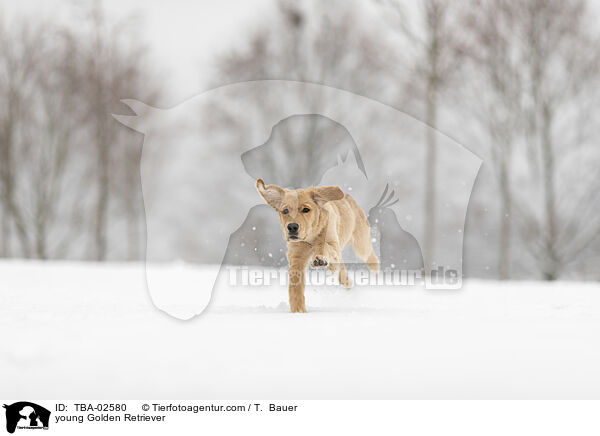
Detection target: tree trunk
<box><xmin>34</xmin><ymin>215</ymin><xmax>47</xmax><ymax>259</ymax></box>
<box><xmin>498</xmin><ymin>145</ymin><xmax>512</xmax><ymax>279</ymax></box>
<box><xmin>0</xmin><ymin>208</ymin><xmax>8</xmax><ymax>256</ymax></box>
<box><xmin>423</xmin><ymin>74</ymin><xmax>438</xmax><ymax>274</ymax></box>
<box><xmin>540</xmin><ymin>102</ymin><xmax>558</xmax><ymax>280</ymax></box>
<box><xmin>0</xmin><ymin>119</ymin><xmax>31</xmax><ymax>258</ymax></box>
<box><xmin>126</xmin><ymin>198</ymin><xmax>140</xmax><ymax>261</ymax></box>
<box><xmin>94</xmin><ymin>138</ymin><xmax>109</xmax><ymax>261</ymax></box>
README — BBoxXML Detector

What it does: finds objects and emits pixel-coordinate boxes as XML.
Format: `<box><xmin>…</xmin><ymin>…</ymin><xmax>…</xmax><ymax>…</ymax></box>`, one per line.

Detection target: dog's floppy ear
<box><xmin>256</xmin><ymin>178</ymin><xmax>285</xmax><ymax>209</ymax></box>
<box><xmin>311</xmin><ymin>185</ymin><xmax>344</xmax><ymax>206</ymax></box>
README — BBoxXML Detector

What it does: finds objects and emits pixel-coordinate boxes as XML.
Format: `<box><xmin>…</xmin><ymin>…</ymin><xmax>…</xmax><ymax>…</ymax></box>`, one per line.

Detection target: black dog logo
<box><xmin>3</xmin><ymin>402</ymin><xmax>50</xmax><ymax>434</ymax></box>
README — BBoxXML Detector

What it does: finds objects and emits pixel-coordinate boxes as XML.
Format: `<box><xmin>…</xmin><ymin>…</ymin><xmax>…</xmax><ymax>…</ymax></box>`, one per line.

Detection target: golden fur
<box><xmin>256</xmin><ymin>178</ymin><xmax>379</xmax><ymax>312</ymax></box>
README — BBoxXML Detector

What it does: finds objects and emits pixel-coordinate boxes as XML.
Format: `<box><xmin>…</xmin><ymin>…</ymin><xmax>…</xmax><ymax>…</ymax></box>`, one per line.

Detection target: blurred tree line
<box><xmin>1</xmin><ymin>0</ymin><xmax>599</xmax><ymax>281</ymax></box>
<box><xmin>0</xmin><ymin>2</ymin><xmax>155</xmax><ymax>260</ymax></box>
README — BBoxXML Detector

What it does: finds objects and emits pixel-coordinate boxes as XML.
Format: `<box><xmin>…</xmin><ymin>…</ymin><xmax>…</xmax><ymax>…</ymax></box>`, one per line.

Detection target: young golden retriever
<box><xmin>256</xmin><ymin>178</ymin><xmax>379</xmax><ymax>312</ymax></box>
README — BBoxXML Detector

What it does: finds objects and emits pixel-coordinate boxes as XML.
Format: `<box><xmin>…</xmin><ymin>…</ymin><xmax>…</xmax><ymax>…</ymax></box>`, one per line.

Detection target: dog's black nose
<box><xmin>287</xmin><ymin>223</ymin><xmax>299</xmax><ymax>234</ymax></box>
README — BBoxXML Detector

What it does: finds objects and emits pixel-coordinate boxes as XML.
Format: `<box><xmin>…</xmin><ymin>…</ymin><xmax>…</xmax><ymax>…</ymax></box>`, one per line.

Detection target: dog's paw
<box><xmin>311</xmin><ymin>255</ymin><xmax>328</xmax><ymax>268</ymax></box>
<box><xmin>340</xmin><ymin>276</ymin><xmax>353</xmax><ymax>289</ymax></box>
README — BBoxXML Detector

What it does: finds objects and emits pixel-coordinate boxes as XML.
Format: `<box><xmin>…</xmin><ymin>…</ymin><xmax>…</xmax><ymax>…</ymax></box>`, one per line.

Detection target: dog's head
<box><xmin>256</xmin><ymin>178</ymin><xmax>344</xmax><ymax>243</ymax></box>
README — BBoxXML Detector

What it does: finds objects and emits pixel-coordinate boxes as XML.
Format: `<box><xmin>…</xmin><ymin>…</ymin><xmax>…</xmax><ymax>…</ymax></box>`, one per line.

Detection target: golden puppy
<box><xmin>256</xmin><ymin>178</ymin><xmax>379</xmax><ymax>312</ymax></box>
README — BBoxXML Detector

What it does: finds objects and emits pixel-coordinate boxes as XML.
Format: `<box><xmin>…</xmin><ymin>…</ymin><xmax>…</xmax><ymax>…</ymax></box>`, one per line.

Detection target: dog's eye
<box><xmin>282</xmin><ymin>209</ymin><xmax>289</xmax><ymax>214</ymax></box>
<box><xmin>302</xmin><ymin>207</ymin><xmax>310</xmax><ymax>213</ymax></box>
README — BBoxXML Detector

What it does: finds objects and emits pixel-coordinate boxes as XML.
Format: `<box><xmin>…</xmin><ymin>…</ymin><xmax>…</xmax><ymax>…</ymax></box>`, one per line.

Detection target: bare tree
<box><xmin>29</xmin><ymin>33</ymin><xmax>81</xmax><ymax>259</ymax></box>
<box><xmin>0</xmin><ymin>17</ymin><xmax>97</xmax><ymax>259</ymax></box>
<box><xmin>376</xmin><ymin>0</ymin><xmax>462</xmax><ymax>273</ymax></box>
<box><xmin>69</xmin><ymin>1</ymin><xmax>156</xmax><ymax>260</ymax></box>
<box><xmin>462</xmin><ymin>0</ymin><xmax>600</xmax><ymax>280</ymax></box>
<box><xmin>458</xmin><ymin>0</ymin><xmax>525</xmax><ymax>279</ymax></box>
<box><xmin>0</xmin><ymin>4</ymin><xmax>156</xmax><ymax>261</ymax></box>
<box><xmin>520</xmin><ymin>0</ymin><xmax>600</xmax><ymax>279</ymax></box>
<box><xmin>0</xmin><ymin>18</ymin><xmax>44</xmax><ymax>258</ymax></box>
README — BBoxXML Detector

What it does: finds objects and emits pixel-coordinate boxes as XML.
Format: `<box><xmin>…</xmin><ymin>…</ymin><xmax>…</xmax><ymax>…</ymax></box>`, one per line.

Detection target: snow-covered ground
<box><xmin>1</xmin><ymin>260</ymin><xmax>599</xmax><ymax>399</ymax></box>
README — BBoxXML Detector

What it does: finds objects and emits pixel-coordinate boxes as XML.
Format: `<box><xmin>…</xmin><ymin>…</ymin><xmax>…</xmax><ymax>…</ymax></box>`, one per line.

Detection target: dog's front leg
<box><xmin>288</xmin><ymin>262</ymin><xmax>307</xmax><ymax>313</ymax></box>
<box><xmin>287</xmin><ymin>244</ymin><xmax>311</xmax><ymax>313</ymax></box>
<box><xmin>311</xmin><ymin>241</ymin><xmax>340</xmax><ymax>270</ymax></box>
<box><xmin>313</xmin><ymin>241</ymin><xmax>352</xmax><ymax>288</ymax></box>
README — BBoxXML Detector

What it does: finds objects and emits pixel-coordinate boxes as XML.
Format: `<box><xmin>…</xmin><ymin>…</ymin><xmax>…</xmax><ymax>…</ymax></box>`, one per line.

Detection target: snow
<box><xmin>1</xmin><ymin>260</ymin><xmax>600</xmax><ymax>399</ymax></box>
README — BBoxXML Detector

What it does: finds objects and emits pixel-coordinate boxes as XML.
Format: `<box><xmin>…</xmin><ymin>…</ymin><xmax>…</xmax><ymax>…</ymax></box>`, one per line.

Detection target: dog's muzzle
<box><xmin>287</xmin><ymin>222</ymin><xmax>299</xmax><ymax>239</ymax></box>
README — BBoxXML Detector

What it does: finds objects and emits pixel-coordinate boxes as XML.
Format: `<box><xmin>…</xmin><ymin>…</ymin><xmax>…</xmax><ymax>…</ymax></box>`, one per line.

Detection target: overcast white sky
<box><xmin>2</xmin><ymin>0</ymin><xmax>275</xmax><ymax>103</ymax></box>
